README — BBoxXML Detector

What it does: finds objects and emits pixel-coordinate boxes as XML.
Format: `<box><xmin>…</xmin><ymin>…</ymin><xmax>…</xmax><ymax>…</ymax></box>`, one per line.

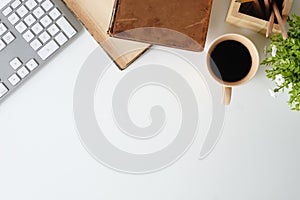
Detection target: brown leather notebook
<box><xmin>108</xmin><ymin>0</ymin><xmax>213</xmax><ymax>52</ymax></box>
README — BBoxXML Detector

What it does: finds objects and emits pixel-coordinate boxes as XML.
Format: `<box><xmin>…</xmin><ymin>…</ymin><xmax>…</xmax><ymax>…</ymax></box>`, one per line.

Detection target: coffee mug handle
<box><xmin>223</xmin><ymin>86</ymin><xmax>232</xmax><ymax>105</ymax></box>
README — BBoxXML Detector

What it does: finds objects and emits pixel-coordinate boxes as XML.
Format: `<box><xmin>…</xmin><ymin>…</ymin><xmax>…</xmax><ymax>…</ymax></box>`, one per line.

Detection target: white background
<box><xmin>1</xmin><ymin>0</ymin><xmax>300</xmax><ymax>199</ymax></box>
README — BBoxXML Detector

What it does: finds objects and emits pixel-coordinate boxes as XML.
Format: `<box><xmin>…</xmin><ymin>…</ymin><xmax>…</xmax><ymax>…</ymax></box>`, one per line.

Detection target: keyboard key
<box><xmin>40</xmin><ymin>15</ymin><xmax>52</xmax><ymax>27</ymax></box>
<box><xmin>16</xmin><ymin>5</ymin><xmax>29</xmax><ymax>18</ymax></box>
<box><xmin>30</xmin><ymin>39</ymin><xmax>42</xmax><ymax>50</ymax></box>
<box><xmin>10</xmin><ymin>57</ymin><xmax>22</xmax><ymax>70</ymax></box>
<box><xmin>0</xmin><ymin>40</ymin><xmax>6</xmax><ymax>51</ymax></box>
<box><xmin>17</xmin><ymin>66</ymin><xmax>30</xmax><ymax>78</ymax></box>
<box><xmin>26</xmin><ymin>59</ymin><xmax>39</xmax><ymax>71</ymax></box>
<box><xmin>0</xmin><ymin>23</ymin><xmax>8</xmax><ymax>36</ymax></box>
<box><xmin>2</xmin><ymin>7</ymin><xmax>12</xmax><ymax>16</ymax></box>
<box><xmin>49</xmin><ymin>8</ymin><xmax>61</xmax><ymax>20</ymax></box>
<box><xmin>32</xmin><ymin>7</ymin><xmax>45</xmax><ymax>19</ymax></box>
<box><xmin>31</xmin><ymin>22</ymin><xmax>43</xmax><ymax>35</ymax></box>
<box><xmin>47</xmin><ymin>24</ymin><xmax>59</xmax><ymax>36</ymax></box>
<box><xmin>54</xmin><ymin>32</ymin><xmax>67</xmax><ymax>46</ymax></box>
<box><xmin>24</xmin><ymin>14</ymin><xmax>36</xmax><ymax>26</ymax></box>
<box><xmin>25</xmin><ymin>0</ymin><xmax>37</xmax><ymax>10</ymax></box>
<box><xmin>56</xmin><ymin>17</ymin><xmax>76</xmax><ymax>38</ymax></box>
<box><xmin>8</xmin><ymin>13</ymin><xmax>20</xmax><ymax>25</ymax></box>
<box><xmin>0</xmin><ymin>83</ymin><xmax>9</xmax><ymax>98</ymax></box>
<box><xmin>39</xmin><ymin>31</ymin><xmax>51</xmax><ymax>43</ymax></box>
<box><xmin>23</xmin><ymin>30</ymin><xmax>34</xmax><ymax>42</ymax></box>
<box><xmin>8</xmin><ymin>74</ymin><xmax>21</xmax><ymax>86</ymax></box>
<box><xmin>15</xmin><ymin>21</ymin><xmax>27</xmax><ymax>33</ymax></box>
<box><xmin>11</xmin><ymin>0</ymin><xmax>21</xmax><ymax>9</ymax></box>
<box><xmin>41</xmin><ymin>0</ymin><xmax>54</xmax><ymax>11</ymax></box>
<box><xmin>38</xmin><ymin>40</ymin><xmax>59</xmax><ymax>60</ymax></box>
<box><xmin>3</xmin><ymin>32</ymin><xmax>15</xmax><ymax>44</ymax></box>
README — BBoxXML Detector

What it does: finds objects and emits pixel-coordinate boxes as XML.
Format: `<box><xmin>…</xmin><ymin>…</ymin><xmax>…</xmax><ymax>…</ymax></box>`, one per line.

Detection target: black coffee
<box><xmin>210</xmin><ymin>40</ymin><xmax>252</xmax><ymax>82</ymax></box>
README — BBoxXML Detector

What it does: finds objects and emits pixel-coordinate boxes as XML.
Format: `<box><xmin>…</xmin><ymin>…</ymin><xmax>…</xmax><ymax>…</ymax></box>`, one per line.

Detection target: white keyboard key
<box><xmin>47</xmin><ymin>24</ymin><xmax>59</xmax><ymax>36</ymax></box>
<box><xmin>8</xmin><ymin>74</ymin><xmax>21</xmax><ymax>86</ymax></box>
<box><xmin>41</xmin><ymin>0</ymin><xmax>54</xmax><ymax>11</ymax></box>
<box><xmin>0</xmin><ymin>40</ymin><xmax>6</xmax><ymax>51</ymax></box>
<box><xmin>26</xmin><ymin>59</ymin><xmax>39</xmax><ymax>71</ymax></box>
<box><xmin>17</xmin><ymin>66</ymin><xmax>30</xmax><ymax>78</ymax></box>
<box><xmin>15</xmin><ymin>21</ymin><xmax>27</xmax><ymax>33</ymax></box>
<box><xmin>39</xmin><ymin>31</ymin><xmax>50</xmax><ymax>43</ymax></box>
<box><xmin>55</xmin><ymin>32</ymin><xmax>67</xmax><ymax>46</ymax></box>
<box><xmin>31</xmin><ymin>22</ymin><xmax>43</xmax><ymax>35</ymax></box>
<box><xmin>38</xmin><ymin>40</ymin><xmax>59</xmax><ymax>60</ymax></box>
<box><xmin>0</xmin><ymin>23</ymin><xmax>8</xmax><ymax>36</ymax></box>
<box><xmin>2</xmin><ymin>7</ymin><xmax>12</xmax><ymax>16</ymax></box>
<box><xmin>56</xmin><ymin>17</ymin><xmax>76</xmax><ymax>38</ymax></box>
<box><xmin>40</xmin><ymin>15</ymin><xmax>52</xmax><ymax>27</ymax></box>
<box><xmin>11</xmin><ymin>0</ymin><xmax>21</xmax><ymax>9</ymax></box>
<box><xmin>32</xmin><ymin>7</ymin><xmax>44</xmax><ymax>19</ymax></box>
<box><xmin>16</xmin><ymin>5</ymin><xmax>28</xmax><ymax>18</ymax></box>
<box><xmin>3</xmin><ymin>32</ymin><xmax>15</xmax><ymax>44</ymax></box>
<box><xmin>30</xmin><ymin>39</ymin><xmax>42</xmax><ymax>50</ymax></box>
<box><xmin>23</xmin><ymin>30</ymin><xmax>34</xmax><ymax>42</ymax></box>
<box><xmin>0</xmin><ymin>83</ymin><xmax>9</xmax><ymax>98</ymax></box>
<box><xmin>9</xmin><ymin>57</ymin><xmax>22</xmax><ymax>70</ymax></box>
<box><xmin>25</xmin><ymin>0</ymin><xmax>37</xmax><ymax>10</ymax></box>
<box><xmin>8</xmin><ymin>13</ymin><xmax>20</xmax><ymax>25</ymax></box>
<box><xmin>49</xmin><ymin>8</ymin><xmax>61</xmax><ymax>20</ymax></box>
<box><xmin>24</xmin><ymin>14</ymin><xmax>36</xmax><ymax>26</ymax></box>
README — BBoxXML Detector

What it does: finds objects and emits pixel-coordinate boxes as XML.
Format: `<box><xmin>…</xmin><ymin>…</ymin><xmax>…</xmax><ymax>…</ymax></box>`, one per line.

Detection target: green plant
<box><xmin>262</xmin><ymin>14</ymin><xmax>300</xmax><ymax>111</ymax></box>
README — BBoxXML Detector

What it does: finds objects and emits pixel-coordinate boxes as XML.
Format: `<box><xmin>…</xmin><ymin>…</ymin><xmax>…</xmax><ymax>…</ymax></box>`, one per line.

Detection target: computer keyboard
<box><xmin>0</xmin><ymin>0</ymin><xmax>82</xmax><ymax>102</ymax></box>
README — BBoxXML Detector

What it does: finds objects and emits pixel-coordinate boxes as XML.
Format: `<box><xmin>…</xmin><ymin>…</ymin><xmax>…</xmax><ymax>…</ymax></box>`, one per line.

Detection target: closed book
<box><xmin>63</xmin><ymin>0</ymin><xmax>150</xmax><ymax>70</ymax></box>
<box><xmin>108</xmin><ymin>0</ymin><xmax>213</xmax><ymax>51</ymax></box>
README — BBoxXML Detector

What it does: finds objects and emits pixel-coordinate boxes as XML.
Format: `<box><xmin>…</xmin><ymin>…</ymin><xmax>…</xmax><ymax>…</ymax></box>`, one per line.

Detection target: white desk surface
<box><xmin>1</xmin><ymin>0</ymin><xmax>300</xmax><ymax>199</ymax></box>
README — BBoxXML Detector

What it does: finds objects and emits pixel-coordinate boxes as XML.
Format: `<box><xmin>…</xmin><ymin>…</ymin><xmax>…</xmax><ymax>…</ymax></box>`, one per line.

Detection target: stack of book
<box><xmin>63</xmin><ymin>0</ymin><xmax>213</xmax><ymax>69</ymax></box>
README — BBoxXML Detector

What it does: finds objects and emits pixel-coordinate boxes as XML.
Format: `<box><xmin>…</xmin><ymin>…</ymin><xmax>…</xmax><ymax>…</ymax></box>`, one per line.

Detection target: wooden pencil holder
<box><xmin>226</xmin><ymin>0</ymin><xmax>293</xmax><ymax>34</ymax></box>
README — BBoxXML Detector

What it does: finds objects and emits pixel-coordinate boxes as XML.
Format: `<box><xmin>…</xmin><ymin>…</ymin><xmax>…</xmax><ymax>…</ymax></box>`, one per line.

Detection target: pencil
<box><xmin>264</xmin><ymin>0</ymin><xmax>270</xmax><ymax>18</ymax></box>
<box><xmin>266</xmin><ymin>11</ymin><xmax>275</xmax><ymax>37</ymax></box>
<box><xmin>272</xmin><ymin>1</ymin><xmax>288</xmax><ymax>39</ymax></box>
<box><xmin>252</xmin><ymin>0</ymin><xmax>265</xmax><ymax>19</ymax></box>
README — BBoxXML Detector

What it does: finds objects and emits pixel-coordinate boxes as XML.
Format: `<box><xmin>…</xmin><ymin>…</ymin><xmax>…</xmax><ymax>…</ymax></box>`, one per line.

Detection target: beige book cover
<box><xmin>63</xmin><ymin>0</ymin><xmax>151</xmax><ymax>70</ymax></box>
